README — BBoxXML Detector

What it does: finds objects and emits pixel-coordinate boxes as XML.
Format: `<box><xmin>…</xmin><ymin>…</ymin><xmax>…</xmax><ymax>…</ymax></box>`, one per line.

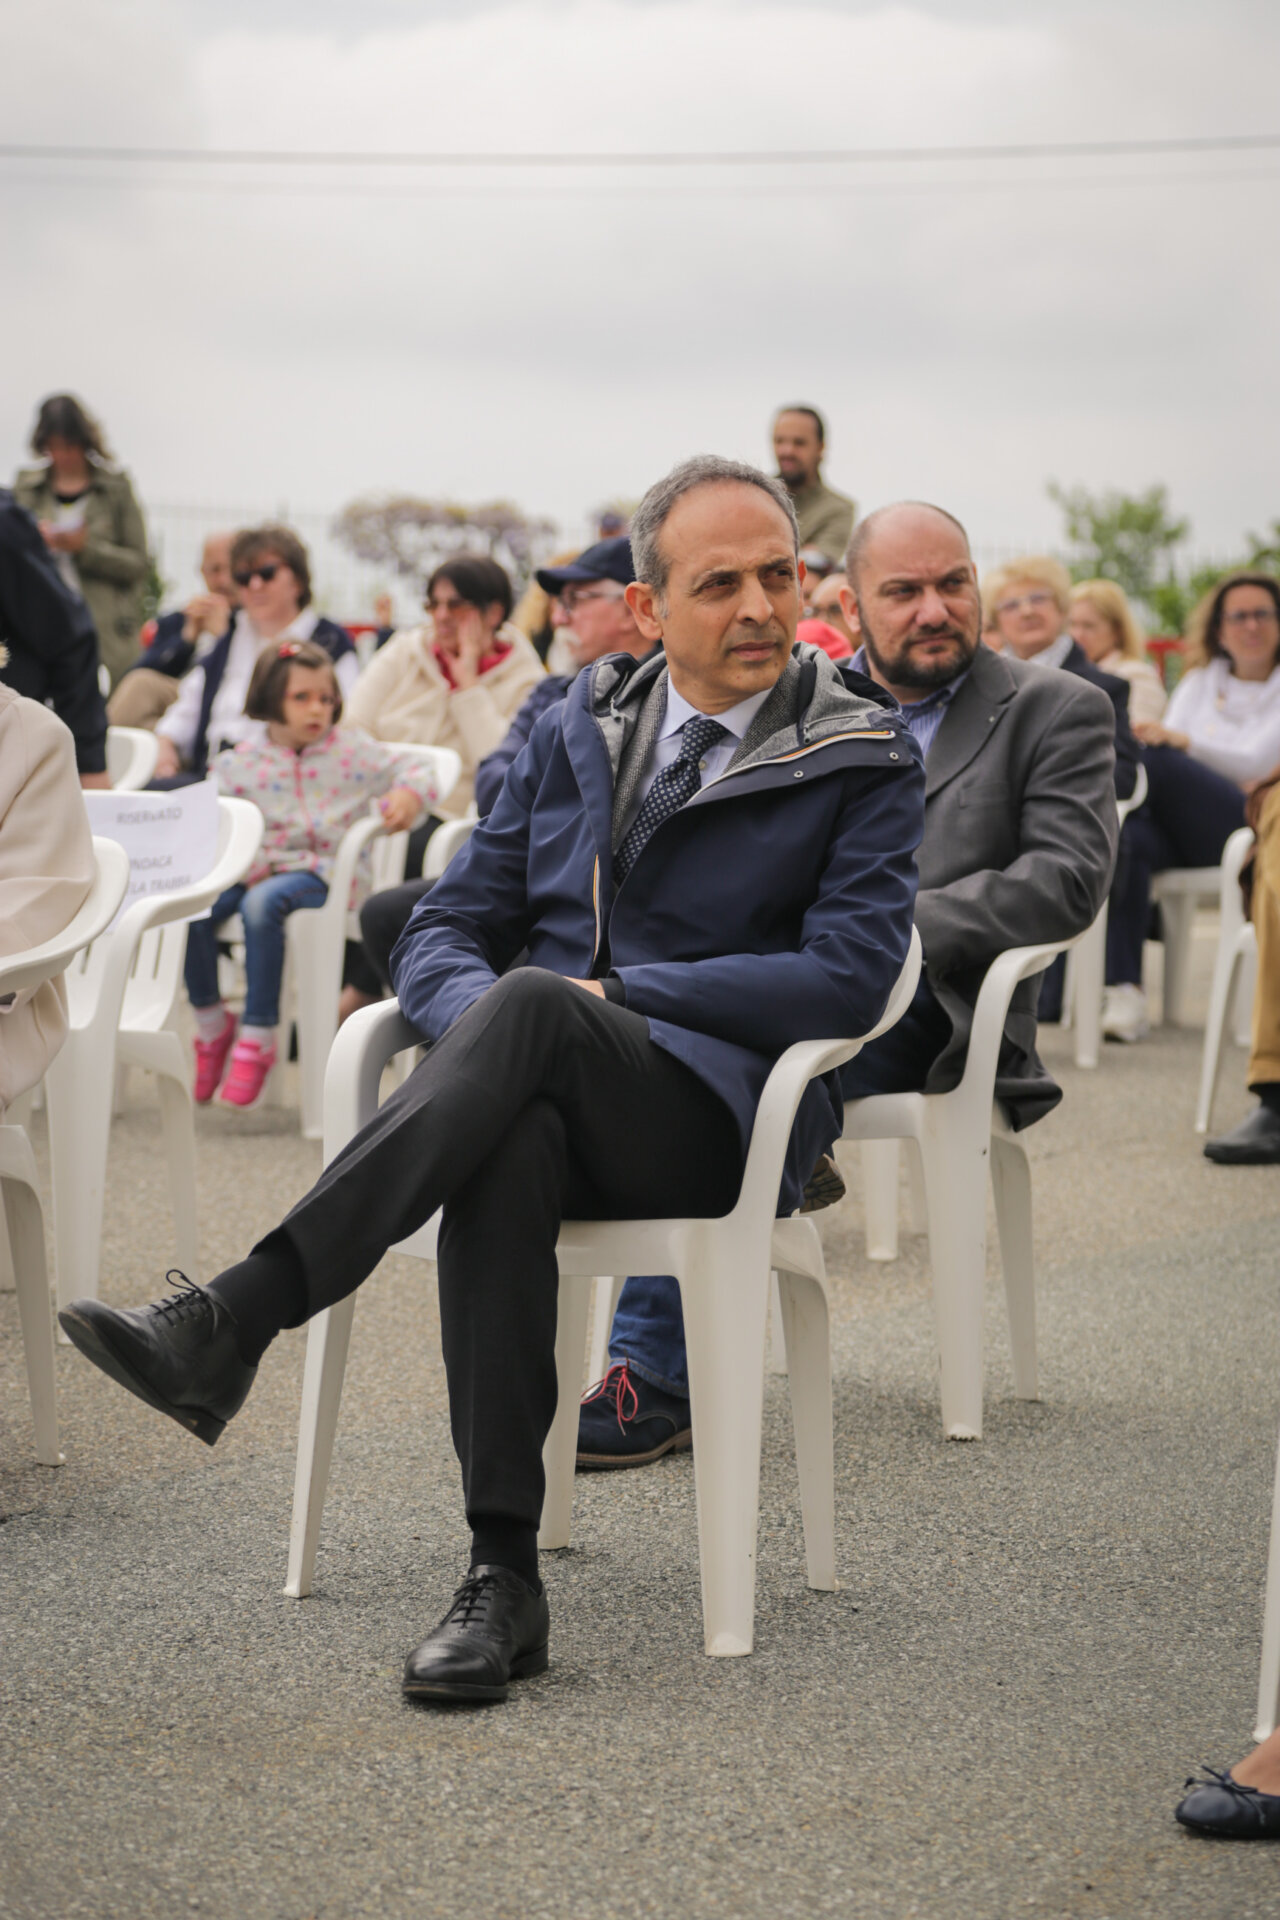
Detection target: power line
<box><xmin>2</xmin><ymin>133</ymin><xmax>1280</xmax><ymax>168</ymax></box>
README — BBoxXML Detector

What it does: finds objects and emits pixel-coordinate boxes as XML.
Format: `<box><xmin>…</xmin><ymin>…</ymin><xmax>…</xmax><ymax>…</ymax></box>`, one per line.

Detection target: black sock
<box><xmin>468</xmin><ymin>1518</ymin><xmax>540</xmax><ymax>1591</ymax></box>
<box><xmin>206</xmin><ymin>1229</ymin><xmax>308</xmax><ymax>1366</ymax></box>
<box><xmin>1254</xmin><ymin>1083</ymin><xmax>1280</xmax><ymax>1116</ymax></box>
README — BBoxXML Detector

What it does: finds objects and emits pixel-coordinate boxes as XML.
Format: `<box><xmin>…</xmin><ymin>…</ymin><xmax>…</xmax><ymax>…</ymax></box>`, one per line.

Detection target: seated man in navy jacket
<box><xmin>107</xmin><ymin>529</ymin><xmax>238</xmax><ymax>732</ymax></box>
<box><xmin>59</xmin><ymin>455</ymin><xmax>925</xmax><ymax>1705</ymax></box>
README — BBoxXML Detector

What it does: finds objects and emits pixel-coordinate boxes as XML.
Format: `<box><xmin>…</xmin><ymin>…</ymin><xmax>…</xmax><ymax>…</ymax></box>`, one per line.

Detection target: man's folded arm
<box><xmin>613</xmin><ymin>763</ymin><xmax>924</xmax><ymax>1054</ymax></box>
<box><xmin>914</xmin><ymin>685</ymin><xmax>1118</xmax><ymax>974</ymax></box>
<box><xmin>389</xmin><ymin>721</ymin><xmax>550</xmax><ymax>1037</ymax></box>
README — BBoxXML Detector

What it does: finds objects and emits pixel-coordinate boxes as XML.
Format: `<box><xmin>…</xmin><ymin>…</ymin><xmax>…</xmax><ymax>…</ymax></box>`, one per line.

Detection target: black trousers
<box><xmin>1106</xmin><ymin>744</ymin><xmax>1246</xmax><ymax>984</ymax></box>
<box><xmin>273</xmin><ymin>969</ymin><xmax>743</xmax><ymax>1531</ymax></box>
<box><xmin>359</xmin><ymin>878</ymin><xmax>433</xmax><ymax>989</ymax></box>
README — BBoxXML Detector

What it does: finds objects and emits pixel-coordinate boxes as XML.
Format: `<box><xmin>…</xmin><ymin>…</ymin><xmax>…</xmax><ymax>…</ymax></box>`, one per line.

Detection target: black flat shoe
<box><xmin>1176</xmin><ymin>1766</ymin><xmax>1280</xmax><ymax>1838</ymax></box>
<box><xmin>1204</xmin><ymin>1105</ymin><xmax>1280</xmax><ymax>1165</ymax></box>
<box><xmin>58</xmin><ymin>1272</ymin><xmax>256</xmax><ymax>1446</ymax></box>
<box><xmin>402</xmin><ymin>1567</ymin><xmax>550</xmax><ymax>1703</ymax></box>
<box><xmin>576</xmin><ymin>1361</ymin><xmax>692</xmax><ymax>1471</ymax></box>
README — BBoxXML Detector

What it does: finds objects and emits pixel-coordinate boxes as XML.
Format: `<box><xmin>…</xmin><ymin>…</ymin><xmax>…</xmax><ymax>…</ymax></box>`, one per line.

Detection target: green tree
<box><xmin>1047</xmin><ymin>481</ymin><xmax>1189</xmax><ymax>602</ymax></box>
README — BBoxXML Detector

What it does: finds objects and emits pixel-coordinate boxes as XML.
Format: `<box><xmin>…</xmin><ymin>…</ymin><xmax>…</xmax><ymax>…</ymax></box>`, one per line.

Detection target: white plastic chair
<box><xmin>422</xmin><ymin>810</ymin><xmax>478</xmax><ymax>881</ymax></box>
<box><xmin>44</xmin><ymin>798</ymin><xmax>263</xmax><ymax>1318</ymax></box>
<box><xmin>1062</xmin><ymin>763</ymin><xmax>1148</xmax><ymax>1069</ymax></box>
<box><xmin>283</xmin><ymin>932</ymin><xmax>923</xmax><ymax>1658</ymax></box>
<box><xmin>1255</xmin><ymin>1425</ymin><xmax>1280</xmax><ymax>1741</ymax></box>
<box><xmin>1151</xmin><ymin>865</ymin><xmax>1224</xmax><ymax>1027</ymax></box>
<box><xmin>245</xmin><ymin>745</ymin><xmax>461</xmax><ymax>1140</ymax></box>
<box><xmin>1194</xmin><ymin>828</ymin><xmax>1258</xmax><ymax>1133</ymax></box>
<box><xmin>105</xmin><ymin>726</ymin><xmax>159</xmax><ymax>791</ymax></box>
<box><xmin>0</xmin><ymin>838</ymin><xmax>129</xmax><ymax>1461</ymax></box>
<box><xmin>847</xmin><ymin>935</ymin><xmax>1081</xmax><ymax>1441</ymax></box>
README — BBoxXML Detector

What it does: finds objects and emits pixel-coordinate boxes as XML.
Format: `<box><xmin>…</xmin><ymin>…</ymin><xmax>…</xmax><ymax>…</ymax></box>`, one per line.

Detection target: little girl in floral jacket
<box><xmin>185</xmin><ymin>639</ymin><xmax>440</xmax><ymax>1108</ymax></box>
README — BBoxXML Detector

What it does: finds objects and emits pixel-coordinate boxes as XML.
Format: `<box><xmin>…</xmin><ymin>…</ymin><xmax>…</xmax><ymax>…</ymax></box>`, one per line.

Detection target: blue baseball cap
<box><xmin>536</xmin><ymin>535</ymin><xmax>634</xmax><ymax>594</ymax></box>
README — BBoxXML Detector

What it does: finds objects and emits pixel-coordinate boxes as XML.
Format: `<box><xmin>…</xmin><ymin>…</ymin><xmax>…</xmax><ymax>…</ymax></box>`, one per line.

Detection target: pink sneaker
<box><xmin>192</xmin><ymin>1013</ymin><xmax>237</xmax><ymax>1103</ymax></box>
<box><xmin>219</xmin><ymin>1036</ymin><xmax>277</xmax><ymax>1109</ymax></box>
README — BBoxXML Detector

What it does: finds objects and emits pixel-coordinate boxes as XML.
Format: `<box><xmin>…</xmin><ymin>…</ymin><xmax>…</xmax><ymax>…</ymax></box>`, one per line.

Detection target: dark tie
<box><xmin>614</xmin><ymin>714</ymin><xmax>728</xmax><ymax>883</ymax></box>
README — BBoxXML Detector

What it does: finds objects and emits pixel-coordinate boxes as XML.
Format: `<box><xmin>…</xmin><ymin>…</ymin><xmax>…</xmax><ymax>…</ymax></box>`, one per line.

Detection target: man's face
<box><xmin>992</xmin><ymin>580</ymin><xmax>1065</xmax><ymax>659</ymax></box>
<box><xmin>841</xmin><ymin>510</ymin><xmax>980</xmax><ymax>700</ymax></box>
<box><xmin>560</xmin><ymin>578</ymin><xmax>644</xmax><ymax>664</ymax></box>
<box><xmin>201</xmin><ymin>534</ymin><xmax>235</xmax><ymax>601</ymax></box>
<box><xmin>773</xmin><ymin>412</ymin><xmax>823</xmax><ymax>490</ymax></box>
<box><xmin>627</xmin><ymin>482</ymin><xmax>801</xmax><ymax>713</ymax></box>
<box><xmin>810</xmin><ymin>572</ymin><xmax>856</xmax><ymax>645</ymax></box>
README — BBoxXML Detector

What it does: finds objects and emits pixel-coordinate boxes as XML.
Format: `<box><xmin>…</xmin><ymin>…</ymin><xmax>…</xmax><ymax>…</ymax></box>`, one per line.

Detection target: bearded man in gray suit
<box><xmin>834</xmin><ymin>500</ymin><xmax>1117</xmax><ymax>1117</ymax></box>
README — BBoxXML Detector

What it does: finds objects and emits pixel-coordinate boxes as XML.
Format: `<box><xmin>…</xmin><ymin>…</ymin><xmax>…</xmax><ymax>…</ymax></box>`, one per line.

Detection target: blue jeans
<box><xmin>184</xmin><ymin>870</ymin><xmax>329</xmax><ymax>1028</ymax></box>
<box><xmin>609</xmin><ymin>978</ymin><xmax>953</xmax><ymax>1400</ymax></box>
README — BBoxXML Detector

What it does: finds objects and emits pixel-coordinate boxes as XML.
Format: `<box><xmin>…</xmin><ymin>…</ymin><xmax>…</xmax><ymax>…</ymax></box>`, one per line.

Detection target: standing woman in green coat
<box><xmin>14</xmin><ymin>394</ymin><xmax>151</xmax><ymax>689</ymax></box>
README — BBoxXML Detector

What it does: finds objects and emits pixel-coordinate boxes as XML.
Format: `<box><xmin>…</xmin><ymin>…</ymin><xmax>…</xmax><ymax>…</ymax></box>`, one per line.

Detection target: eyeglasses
<box><xmin>560</xmin><ymin>584</ymin><xmax>624</xmax><ymax>612</ymax></box>
<box><xmin>995</xmin><ymin>591</ymin><xmax>1057</xmax><ymax>618</ymax></box>
<box><xmin>233</xmin><ymin>561</ymin><xmax>282</xmax><ymax>588</ymax></box>
<box><xmin>1222</xmin><ymin>607</ymin><xmax>1280</xmax><ymax>628</ymax></box>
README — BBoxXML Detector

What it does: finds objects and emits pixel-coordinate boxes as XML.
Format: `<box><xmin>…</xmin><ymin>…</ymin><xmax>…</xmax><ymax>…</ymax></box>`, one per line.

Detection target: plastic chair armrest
<box><xmin>0</xmin><ymin>839</ymin><xmax>130</xmax><ymax>996</ymax></box>
<box><xmin>322</xmin><ymin>996</ymin><xmax>420</xmax><ymax>1162</ymax></box>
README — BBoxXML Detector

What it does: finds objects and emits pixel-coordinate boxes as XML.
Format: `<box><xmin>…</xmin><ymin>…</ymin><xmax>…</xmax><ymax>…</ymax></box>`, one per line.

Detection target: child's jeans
<box><xmin>184</xmin><ymin>870</ymin><xmax>329</xmax><ymax>1028</ymax></box>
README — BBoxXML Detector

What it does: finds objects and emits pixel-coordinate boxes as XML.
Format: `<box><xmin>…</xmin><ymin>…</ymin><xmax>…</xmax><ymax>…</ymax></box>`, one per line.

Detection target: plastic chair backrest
<box><xmin>105</xmin><ymin>726</ymin><xmax>160</xmax><ymax>791</ymax></box>
<box><xmin>0</xmin><ymin>838</ymin><xmax>130</xmax><ymax>1000</ymax></box>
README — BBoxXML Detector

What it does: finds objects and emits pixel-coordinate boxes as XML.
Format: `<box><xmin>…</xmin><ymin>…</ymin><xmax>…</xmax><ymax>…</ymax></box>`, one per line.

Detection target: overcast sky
<box><xmin>2</xmin><ymin>0</ymin><xmax>1277</xmax><ymax>574</ymax></box>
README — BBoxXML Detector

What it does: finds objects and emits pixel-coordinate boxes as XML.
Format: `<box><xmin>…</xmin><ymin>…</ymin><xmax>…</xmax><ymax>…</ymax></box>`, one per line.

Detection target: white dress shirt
<box><xmin>618</xmin><ymin>677</ymin><xmax>773</xmax><ymax>839</ymax></box>
<box><xmin>156</xmin><ymin>607</ymin><xmax>357</xmax><ymax>762</ymax></box>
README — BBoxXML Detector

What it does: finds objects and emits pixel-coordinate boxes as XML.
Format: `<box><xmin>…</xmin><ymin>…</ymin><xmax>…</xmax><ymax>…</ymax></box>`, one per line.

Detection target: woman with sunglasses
<box><xmin>152</xmin><ymin>524</ymin><xmax>357</xmax><ymax>785</ymax></box>
<box><xmin>1104</xmin><ymin>572</ymin><xmax>1280</xmax><ymax>1039</ymax></box>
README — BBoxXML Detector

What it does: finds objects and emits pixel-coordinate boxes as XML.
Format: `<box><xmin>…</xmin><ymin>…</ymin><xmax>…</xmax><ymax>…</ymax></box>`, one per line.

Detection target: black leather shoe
<box><xmin>57</xmin><ymin>1272</ymin><xmax>256</xmax><ymax>1446</ymax></box>
<box><xmin>1176</xmin><ymin>1766</ymin><xmax>1280</xmax><ymax>1838</ymax></box>
<box><xmin>402</xmin><ymin>1567</ymin><xmax>550</xmax><ymax>1703</ymax></box>
<box><xmin>576</xmin><ymin>1361</ymin><xmax>692</xmax><ymax>1470</ymax></box>
<box><xmin>1204</xmin><ymin>1105</ymin><xmax>1280</xmax><ymax>1165</ymax></box>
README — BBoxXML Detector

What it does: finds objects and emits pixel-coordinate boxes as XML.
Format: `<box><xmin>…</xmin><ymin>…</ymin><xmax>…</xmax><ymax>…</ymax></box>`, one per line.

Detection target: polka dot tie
<box><xmin>614</xmin><ymin>714</ymin><xmax>728</xmax><ymax>884</ymax></box>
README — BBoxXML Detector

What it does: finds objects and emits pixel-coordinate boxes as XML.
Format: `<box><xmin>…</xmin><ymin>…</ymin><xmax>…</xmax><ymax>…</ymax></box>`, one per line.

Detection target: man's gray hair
<box><xmin>631</xmin><ymin>454</ymin><xmax>799</xmax><ymax>602</ymax></box>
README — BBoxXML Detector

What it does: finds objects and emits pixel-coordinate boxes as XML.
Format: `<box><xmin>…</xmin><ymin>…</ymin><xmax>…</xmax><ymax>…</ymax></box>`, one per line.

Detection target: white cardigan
<box><xmin>1164</xmin><ymin>657</ymin><xmax>1280</xmax><ymax>787</ymax></box>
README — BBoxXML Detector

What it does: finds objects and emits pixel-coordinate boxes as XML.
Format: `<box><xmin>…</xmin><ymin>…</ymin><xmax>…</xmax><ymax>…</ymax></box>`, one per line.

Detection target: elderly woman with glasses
<box><xmin>152</xmin><ymin>524</ymin><xmax>357</xmax><ymax>785</ymax></box>
<box><xmin>1103</xmin><ymin>572</ymin><xmax>1280</xmax><ymax>1039</ymax></box>
<box><xmin>344</xmin><ymin>554</ymin><xmax>545</xmax><ymax>842</ymax></box>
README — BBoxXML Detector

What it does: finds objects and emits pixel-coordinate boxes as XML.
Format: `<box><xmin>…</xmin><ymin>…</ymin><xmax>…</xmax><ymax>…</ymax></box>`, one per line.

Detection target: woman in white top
<box><xmin>1105</xmin><ymin>573</ymin><xmax>1280</xmax><ymax>1035</ymax></box>
<box><xmin>1066</xmin><ymin>579</ymin><xmax>1167</xmax><ymax>729</ymax></box>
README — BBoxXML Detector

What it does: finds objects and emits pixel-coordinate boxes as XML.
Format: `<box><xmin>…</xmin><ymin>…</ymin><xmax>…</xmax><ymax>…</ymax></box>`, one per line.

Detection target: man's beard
<box><xmin>859</xmin><ymin>618</ymin><xmax>975</xmax><ymax>692</ymax></box>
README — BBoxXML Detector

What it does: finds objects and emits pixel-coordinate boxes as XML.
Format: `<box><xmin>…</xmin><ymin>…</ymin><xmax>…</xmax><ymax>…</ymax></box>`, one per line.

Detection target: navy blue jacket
<box><xmin>123</xmin><ymin>607</ymin><xmax>233</xmax><ymax>683</ymax></box>
<box><xmin>1061</xmin><ymin>640</ymin><xmax>1139</xmax><ymax>801</ymax></box>
<box><xmin>474</xmin><ymin>673</ymin><xmax>571</xmax><ymax>817</ymax></box>
<box><xmin>0</xmin><ymin>489</ymin><xmax>108</xmax><ymax>775</ymax></box>
<box><xmin>189</xmin><ymin>614</ymin><xmax>355</xmax><ymax>777</ymax></box>
<box><xmin>392</xmin><ymin>646</ymin><xmax>925</xmax><ymax>1212</ymax></box>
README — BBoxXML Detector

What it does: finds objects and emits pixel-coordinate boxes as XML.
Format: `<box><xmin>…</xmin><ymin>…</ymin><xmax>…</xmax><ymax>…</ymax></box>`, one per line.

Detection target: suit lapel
<box><xmin>924</xmin><ymin>647</ymin><xmax>1018</xmax><ymax>799</ymax></box>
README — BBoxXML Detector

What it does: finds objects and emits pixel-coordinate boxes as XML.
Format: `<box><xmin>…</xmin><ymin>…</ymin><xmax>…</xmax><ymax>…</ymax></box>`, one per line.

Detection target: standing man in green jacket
<box><xmin>772</xmin><ymin>404</ymin><xmax>857</xmax><ymax>568</ymax></box>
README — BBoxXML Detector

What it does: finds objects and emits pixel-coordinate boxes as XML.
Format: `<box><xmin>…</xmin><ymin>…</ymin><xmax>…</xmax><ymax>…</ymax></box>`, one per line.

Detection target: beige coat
<box><xmin>0</xmin><ymin>685</ymin><xmax>95</xmax><ymax>1111</ymax></box>
<box><xmin>343</xmin><ymin>620</ymin><xmax>546</xmax><ymax>817</ymax></box>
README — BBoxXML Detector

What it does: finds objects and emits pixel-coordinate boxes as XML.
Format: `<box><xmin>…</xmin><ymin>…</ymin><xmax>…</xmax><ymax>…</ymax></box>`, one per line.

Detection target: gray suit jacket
<box><xmin>916</xmin><ymin>644</ymin><xmax>1118</xmax><ymax>1126</ymax></box>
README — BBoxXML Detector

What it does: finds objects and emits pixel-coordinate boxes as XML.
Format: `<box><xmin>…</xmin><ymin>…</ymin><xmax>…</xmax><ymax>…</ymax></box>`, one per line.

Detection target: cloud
<box><xmin>1</xmin><ymin>0</ymin><xmax>1277</xmax><ymax>592</ymax></box>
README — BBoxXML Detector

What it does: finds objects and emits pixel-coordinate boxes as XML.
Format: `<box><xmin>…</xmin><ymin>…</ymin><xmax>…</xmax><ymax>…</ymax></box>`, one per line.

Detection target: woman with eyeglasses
<box><xmin>1066</xmin><ymin>578</ymin><xmax>1167</xmax><ymax>728</ymax></box>
<box><xmin>151</xmin><ymin>523</ymin><xmax>357</xmax><ymax>786</ymax></box>
<box><xmin>1104</xmin><ymin>572</ymin><xmax>1280</xmax><ymax>1039</ymax></box>
<box><xmin>344</xmin><ymin>554</ymin><xmax>545</xmax><ymax>841</ymax></box>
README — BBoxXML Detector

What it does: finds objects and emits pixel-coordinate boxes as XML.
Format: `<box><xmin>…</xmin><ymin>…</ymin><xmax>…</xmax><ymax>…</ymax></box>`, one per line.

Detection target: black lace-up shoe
<box><xmin>58</xmin><ymin>1272</ymin><xmax>256</xmax><ymax>1446</ymax></box>
<box><xmin>1176</xmin><ymin>1766</ymin><xmax>1280</xmax><ymax>1838</ymax></box>
<box><xmin>402</xmin><ymin>1567</ymin><xmax>550</xmax><ymax>1703</ymax></box>
<box><xmin>576</xmin><ymin>1361</ymin><xmax>692</xmax><ymax>1471</ymax></box>
<box><xmin>1204</xmin><ymin>1105</ymin><xmax>1280</xmax><ymax>1165</ymax></box>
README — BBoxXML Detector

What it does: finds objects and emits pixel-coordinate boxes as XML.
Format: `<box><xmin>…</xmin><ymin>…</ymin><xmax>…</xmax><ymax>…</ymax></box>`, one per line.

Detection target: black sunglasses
<box><xmin>233</xmin><ymin>561</ymin><xmax>282</xmax><ymax>588</ymax></box>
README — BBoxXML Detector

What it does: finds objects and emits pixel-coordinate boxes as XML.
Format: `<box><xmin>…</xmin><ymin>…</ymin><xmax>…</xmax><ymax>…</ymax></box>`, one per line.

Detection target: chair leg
<box><xmin>0</xmin><ymin>1130</ymin><xmax>61</xmax><ymax>1465</ymax></box>
<box><xmin>1255</xmin><ymin>1414</ymin><xmax>1280</xmax><ymax>1741</ymax></box>
<box><xmin>45</xmin><ymin>1037</ymin><xmax>115</xmax><ymax>1323</ymax></box>
<box><xmin>681</xmin><ymin>1241</ymin><xmax>771</xmax><ymax>1655</ymax></box>
<box><xmin>587</xmin><ymin>1274</ymin><xmax>623</xmax><ymax>1385</ymax></box>
<box><xmin>292</xmin><ymin>916</ymin><xmax>342</xmax><ymax>1143</ymax></box>
<box><xmin>775</xmin><ymin>1265</ymin><xmax>835</xmax><ymax>1590</ymax></box>
<box><xmin>0</xmin><ymin>1188</ymin><xmax>14</xmax><ymax>1294</ymax></box>
<box><xmin>861</xmin><ymin>1138</ymin><xmax>900</xmax><ymax>1262</ymax></box>
<box><xmin>1072</xmin><ymin>908</ymin><xmax>1106</xmax><ymax>1071</ymax></box>
<box><xmin>284</xmin><ymin>1298</ymin><xmax>357</xmax><ymax>1598</ymax></box>
<box><xmin>1160</xmin><ymin>895</ymin><xmax>1196</xmax><ymax>1026</ymax></box>
<box><xmin>766</xmin><ymin>1271</ymin><xmax>788</xmax><ymax>1375</ymax></box>
<box><xmin>539</xmin><ymin>1273</ymin><xmax>592</xmax><ymax>1550</ymax></box>
<box><xmin>919</xmin><ymin>1117</ymin><xmax>987</xmax><ymax>1440</ymax></box>
<box><xmin>1195</xmin><ymin>947</ymin><xmax>1243</xmax><ymax>1134</ymax></box>
<box><xmin>153</xmin><ymin>1046</ymin><xmax>201</xmax><ymax>1282</ymax></box>
<box><xmin>1235</xmin><ymin>942</ymin><xmax>1258</xmax><ymax>1051</ymax></box>
<box><xmin>990</xmin><ymin>1131</ymin><xmax>1038</xmax><ymax>1401</ymax></box>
